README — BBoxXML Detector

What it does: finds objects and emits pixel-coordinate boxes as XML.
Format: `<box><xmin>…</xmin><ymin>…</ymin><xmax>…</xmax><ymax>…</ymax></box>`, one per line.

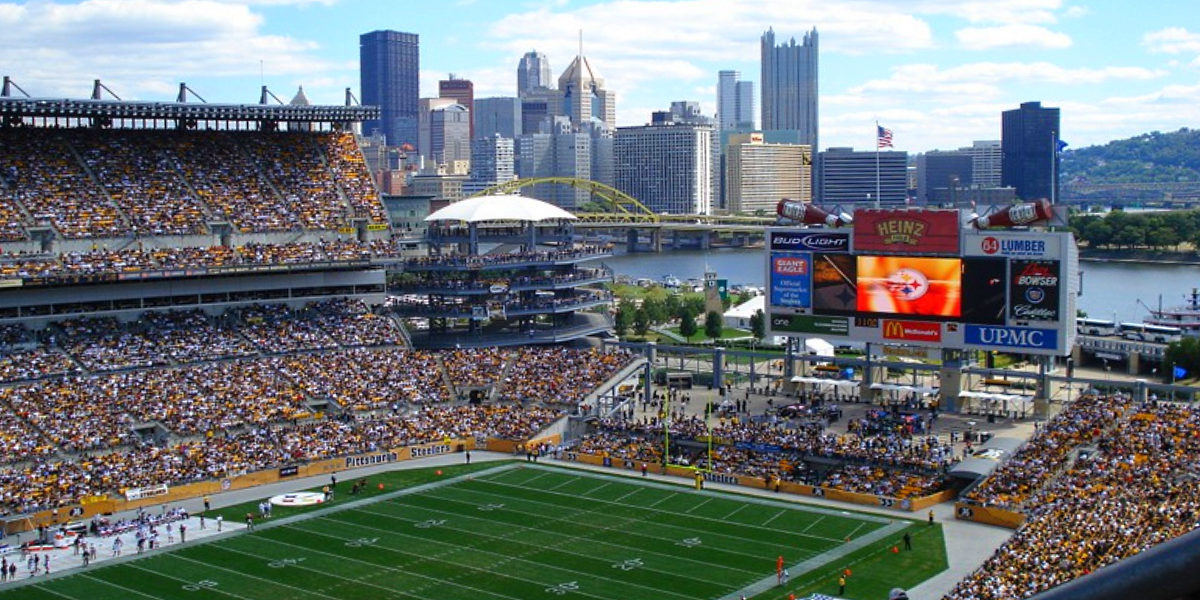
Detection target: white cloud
<box><xmin>0</xmin><ymin>0</ymin><xmax>340</xmax><ymax>100</ymax></box>
<box><xmin>914</xmin><ymin>0</ymin><xmax>1062</xmax><ymax>25</ymax></box>
<box><xmin>955</xmin><ymin>24</ymin><xmax>1072</xmax><ymax>49</ymax></box>
<box><xmin>1062</xmin><ymin>5</ymin><xmax>1088</xmax><ymax>18</ymax></box>
<box><xmin>1143</xmin><ymin>27</ymin><xmax>1200</xmax><ymax>55</ymax></box>
<box><xmin>484</xmin><ymin>0</ymin><xmax>936</xmax><ymax>126</ymax></box>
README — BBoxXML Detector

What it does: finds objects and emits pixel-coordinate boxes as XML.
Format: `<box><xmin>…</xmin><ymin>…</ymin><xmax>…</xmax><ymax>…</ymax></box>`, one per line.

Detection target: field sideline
<box><xmin>2</xmin><ymin>463</ymin><xmax>946</xmax><ymax>600</ymax></box>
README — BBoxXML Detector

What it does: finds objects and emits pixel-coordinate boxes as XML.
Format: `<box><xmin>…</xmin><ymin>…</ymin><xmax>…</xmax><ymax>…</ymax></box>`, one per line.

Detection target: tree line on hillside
<box><xmin>1069</xmin><ymin>209</ymin><xmax>1200</xmax><ymax>251</ymax></box>
<box><xmin>1061</xmin><ymin>128</ymin><xmax>1200</xmax><ymax>185</ymax></box>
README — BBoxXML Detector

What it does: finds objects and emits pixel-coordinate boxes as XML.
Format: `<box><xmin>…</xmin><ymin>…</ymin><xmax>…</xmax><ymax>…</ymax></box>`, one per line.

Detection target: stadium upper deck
<box><xmin>0</xmin><ymin>127</ymin><xmax>388</xmax><ymax>240</ymax></box>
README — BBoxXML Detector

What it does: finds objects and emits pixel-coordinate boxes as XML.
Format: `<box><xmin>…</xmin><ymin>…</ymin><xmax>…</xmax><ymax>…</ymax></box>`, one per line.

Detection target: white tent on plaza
<box><xmin>424</xmin><ymin>194</ymin><xmax>578</xmax><ymax>223</ymax></box>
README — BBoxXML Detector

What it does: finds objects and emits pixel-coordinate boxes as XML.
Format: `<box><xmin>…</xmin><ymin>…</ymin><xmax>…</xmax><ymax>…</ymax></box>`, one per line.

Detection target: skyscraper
<box><xmin>474</xmin><ymin>97</ymin><xmax>522</xmax><ymax>140</ymax></box>
<box><xmin>1002</xmin><ymin>101</ymin><xmax>1061</xmax><ymax>202</ymax></box>
<box><xmin>439</xmin><ymin>76</ymin><xmax>474</xmax><ymax>140</ymax></box>
<box><xmin>761</xmin><ymin>27</ymin><xmax>818</xmax><ymax>150</ymax></box>
<box><xmin>717</xmin><ymin>70</ymin><xmax>755</xmax><ymax>132</ymax></box>
<box><xmin>360</xmin><ymin>30</ymin><xmax>419</xmax><ymax>147</ymax></box>
<box><xmin>615</xmin><ymin>119</ymin><xmax>713</xmax><ymax>215</ymax></box>
<box><xmin>558</xmin><ymin>53</ymin><xmax>616</xmax><ymax>128</ymax></box>
<box><xmin>517</xmin><ymin>50</ymin><xmax>552</xmax><ymax>96</ymax></box>
<box><xmin>418</xmin><ymin>98</ymin><xmax>470</xmax><ymax>168</ymax></box>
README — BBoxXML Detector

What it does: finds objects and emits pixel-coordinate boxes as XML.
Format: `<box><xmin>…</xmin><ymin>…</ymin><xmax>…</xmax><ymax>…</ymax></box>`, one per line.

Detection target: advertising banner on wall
<box><xmin>965</xmin><ymin>231</ymin><xmax>1062</xmax><ymax>259</ymax></box>
<box><xmin>770</xmin><ymin>230</ymin><xmax>851</xmax><ymax>253</ymax></box>
<box><xmin>769</xmin><ymin>253</ymin><xmax>812</xmax><ymax>308</ymax></box>
<box><xmin>853</xmin><ymin>209</ymin><xmax>960</xmax><ymax>255</ymax></box>
<box><xmin>1009</xmin><ymin>260</ymin><xmax>1061</xmax><ymax>322</ymax></box>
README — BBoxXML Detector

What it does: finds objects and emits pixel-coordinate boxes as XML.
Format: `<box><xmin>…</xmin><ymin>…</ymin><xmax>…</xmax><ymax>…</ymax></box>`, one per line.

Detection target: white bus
<box><xmin>1119</xmin><ymin>322</ymin><xmax>1183</xmax><ymax>344</ymax></box>
<box><xmin>1076</xmin><ymin>317</ymin><xmax>1117</xmax><ymax>337</ymax></box>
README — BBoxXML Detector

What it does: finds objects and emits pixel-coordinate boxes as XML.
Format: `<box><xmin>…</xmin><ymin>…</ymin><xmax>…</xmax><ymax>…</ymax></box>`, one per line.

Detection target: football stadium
<box><xmin>0</xmin><ymin>93</ymin><xmax>1196</xmax><ymax>600</ymax></box>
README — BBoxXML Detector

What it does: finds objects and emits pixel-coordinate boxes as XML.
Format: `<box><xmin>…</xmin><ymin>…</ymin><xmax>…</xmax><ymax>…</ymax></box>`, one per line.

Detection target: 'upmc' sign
<box><xmin>770</xmin><ymin>231</ymin><xmax>850</xmax><ymax>252</ymax></box>
<box><xmin>964</xmin><ymin>325</ymin><xmax>1058</xmax><ymax>350</ymax></box>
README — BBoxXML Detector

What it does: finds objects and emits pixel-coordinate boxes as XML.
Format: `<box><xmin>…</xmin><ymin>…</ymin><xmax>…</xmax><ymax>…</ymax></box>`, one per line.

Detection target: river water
<box><xmin>602</xmin><ymin>248</ymin><xmax>1200</xmax><ymax>325</ymax></box>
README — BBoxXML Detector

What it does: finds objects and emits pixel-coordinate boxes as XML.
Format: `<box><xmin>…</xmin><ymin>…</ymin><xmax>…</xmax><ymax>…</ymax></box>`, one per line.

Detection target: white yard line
<box><xmin>723</xmin><ymin>505</ymin><xmax>747</xmax><ymax>520</ymax></box>
<box><xmin>802</xmin><ymin>516</ymin><xmax>826</xmax><ymax>533</ymax></box>
<box><xmin>547</xmin><ymin>476</ymin><xmax>581</xmax><ymax>490</ymax></box>
<box><xmin>762</xmin><ymin>510</ymin><xmax>786</xmax><ymax>527</ymax></box>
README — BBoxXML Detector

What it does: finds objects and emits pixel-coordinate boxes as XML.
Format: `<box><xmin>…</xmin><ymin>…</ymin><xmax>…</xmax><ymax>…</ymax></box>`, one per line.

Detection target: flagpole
<box><xmin>874</xmin><ymin>121</ymin><xmax>881</xmax><ymax>209</ymax></box>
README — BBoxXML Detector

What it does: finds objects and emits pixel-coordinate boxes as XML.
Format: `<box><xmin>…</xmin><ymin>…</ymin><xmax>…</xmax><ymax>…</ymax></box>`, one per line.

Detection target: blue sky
<box><xmin>2</xmin><ymin>0</ymin><xmax>1199</xmax><ymax>152</ymax></box>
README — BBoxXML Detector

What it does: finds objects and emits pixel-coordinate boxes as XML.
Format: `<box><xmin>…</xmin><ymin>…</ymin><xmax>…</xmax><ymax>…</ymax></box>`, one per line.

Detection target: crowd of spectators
<box><xmin>76</xmin><ymin>130</ymin><xmax>210</xmax><ymax>236</ymax></box>
<box><xmin>322</xmin><ymin>132</ymin><xmax>388</xmax><ymax>225</ymax></box>
<box><xmin>577</xmin><ymin>412</ymin><xmax>957</xmax><ymax>495</ymax></box>
<box><xmin>0</xmin><ymin>127</ymin><xmax>390</xmax><ymax>240</ymax></box>
<box><xmin>268</xmin><ymin>347</ymin><xmax>448</xmax><ymax>412</ymax></box>
<box><xmin>1</xmin><ymin>239</ymin><xmax>389</xmax><ymax>284</ymax></box>
<box><xmin>236</xmin><ymin>303</ymin><xmax>339</xmax><ymax>354</ymax></box>
<box><xmin>57</xmin><ymin>316</ymin><xmax>167</xmax><ymax>372</ymax></box>
<box><xmin>403</xmin><ymin>245</ymin><xmax>612</xmax><ymax>270</ymax></box>
<box><xmin>308</xmin><ymin>298</ymin><xmax>404</xmax><ymax>347</ymax></box>
<box><xmin>963</xmin><ymin>392</ymin><xmax>1135</xmax><ymax>509</ymax></box>
<box><xmin>0</xmin><ymin>194</ymin><xmax>28</xmax><ymax>242</ymax></box>
<box><xmin>947</xmin><ymin>399</ymin><xmax>1200</xmax><ymax>600</ymax></box>
<box><xmin>499</xmin><ymin>347</ymin><xmax>634</xmax><ymax>406</ymax></box>
<box><xmin>392</xmin><ymin>268</ymin><xmax>610</xmax><ymax>293</ymax></box>
<box><xmin>0</xmin><ymin>347</ymin><xmax>81</xmax><ymax>383</ymax></box>
<box><xmin>0</xmin><ymin>129</ymin><xmax>125</xmax><ymax>238</ymax></box>
<box><xmin>0</xmin><ymin>404</ymin><xmax>565</xmax><ymax>516</ymax></box>
<box><xmin>442</xmin><ymin>347</ymin><xmax>506</xmax><ymax>390</ymax></box>
<box><xmin>143</xmin><ymin>309</ymin><xmax>259</xmax><ymax>363</ymax></box>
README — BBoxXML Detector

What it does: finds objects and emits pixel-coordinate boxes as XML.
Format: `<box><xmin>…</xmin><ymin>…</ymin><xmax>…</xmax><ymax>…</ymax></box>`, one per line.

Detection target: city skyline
<box><xmin>2</xmin><ymin>0</ymin><xmax>1199</xmax><ymax>152</ymax></box>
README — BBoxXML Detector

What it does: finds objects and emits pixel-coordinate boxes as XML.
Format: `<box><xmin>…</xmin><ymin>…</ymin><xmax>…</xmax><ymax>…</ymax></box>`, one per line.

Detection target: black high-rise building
<box><xmin>360</xmin><ymin>30</ymin><xmax>419</xmax><ymax>148</ymax></box>
<box><xmin>1001</xmin><ymin>101</ymin><xmax>1060</xmax><ymax>202</ymax></box>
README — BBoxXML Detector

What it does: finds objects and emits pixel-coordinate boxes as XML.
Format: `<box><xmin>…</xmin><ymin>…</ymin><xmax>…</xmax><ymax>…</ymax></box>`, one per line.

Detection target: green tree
<box><xmin>643</xmin><ymin>297</ymin><xmax>669</xmax><ymax>324</ymax></box>
<box><xmin>614</xmin><ymin>299</ymin><xmax>634</xmax><ymax>337</ymax></box>
<box><xmin>704</xmin><ymin>310</ymin><xmax>723</xmax><ymax>341</ymax></box>
<box><xmin>682</xmin><ymin>294</ymin><xmax>706</xmax><ymax>318</ymax></box>
<box><xmin>664</xmin><ymin>294</ymin><xmax>683</xmax><ymax>320</ymax></box>
<box><xmin>750</xmin><ymin>309</ymin><xmax>766</xmax><ymax>341</ymax></box>
<box><xmin>679</xmin><ymin>310</ymin><xmax>698</xmax><ymax>341</ymax></box>
<box><xmin>633</xmin><ymin>307</ymin><xmax>650</xmax><ymax>337</ymax></box>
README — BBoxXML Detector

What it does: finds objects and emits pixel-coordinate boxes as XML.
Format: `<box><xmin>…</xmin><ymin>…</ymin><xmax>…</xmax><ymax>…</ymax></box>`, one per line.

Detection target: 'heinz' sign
<box><xmin>854</xmin><ymin>209</ymin><xmax>960</xmax><ymax>255</ymax></box>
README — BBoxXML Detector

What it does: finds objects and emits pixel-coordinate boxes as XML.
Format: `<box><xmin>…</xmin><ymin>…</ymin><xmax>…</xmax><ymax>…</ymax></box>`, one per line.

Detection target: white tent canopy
<box><xmin>958</xmin><ymin>390</ymin><xmax>1034</xmax><ymax>411</ymax></box>
<box><xmin>424</xmin><ymin>194</ymin><xmax>578</xmax><ymax>223</ymax></box>
<box><xmin>870</xmin><ymin>382</ymin><xmax>939</xmax><ymax>395</ymax></box>
<box><xmin>790</xmin><ymin>376</ymin><xmax>860</xmax><ymax>389</ymax></box>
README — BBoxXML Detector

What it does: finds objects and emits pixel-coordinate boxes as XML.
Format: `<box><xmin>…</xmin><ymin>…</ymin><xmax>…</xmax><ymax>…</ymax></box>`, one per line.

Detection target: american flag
<box><xmin>877</xmin><ymin>125</ymin><xmax>894</xmax><ymax>148</ymax></box>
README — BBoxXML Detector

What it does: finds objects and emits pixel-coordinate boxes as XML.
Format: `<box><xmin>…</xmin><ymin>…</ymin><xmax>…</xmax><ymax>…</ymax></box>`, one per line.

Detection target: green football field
<box><xmin>4</xmin><ymin>463</ymin><xmax>946</xmax><ymax>600</ymax></box>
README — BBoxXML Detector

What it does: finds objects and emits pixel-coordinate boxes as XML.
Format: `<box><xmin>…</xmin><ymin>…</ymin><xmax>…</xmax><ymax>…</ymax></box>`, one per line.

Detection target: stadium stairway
<box><xmin>488</xmin><ymin>352</ymin><xmax>518</xmax><ymax>403</ymax></box>
<box><xmin>310</xmin><ymin>135</ymin><xmax>358</xmax><ymax>217</ymax></box>
<box><xmin>435</xmin><ymin>355</ymin><xmax>458</xmax><ymax>402</ymax></box>
<box><xmin>63</xmin><ymin>138</ymin><xmax>131</xmax><ymax>235</ymax></box>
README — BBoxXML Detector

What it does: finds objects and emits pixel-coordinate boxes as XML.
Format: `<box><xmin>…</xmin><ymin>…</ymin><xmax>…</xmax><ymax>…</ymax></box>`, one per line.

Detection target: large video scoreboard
<box><xmin>765</xmin><ymin>209</ymin><xmax>1077</xmax><ymax>356</ymax></box>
